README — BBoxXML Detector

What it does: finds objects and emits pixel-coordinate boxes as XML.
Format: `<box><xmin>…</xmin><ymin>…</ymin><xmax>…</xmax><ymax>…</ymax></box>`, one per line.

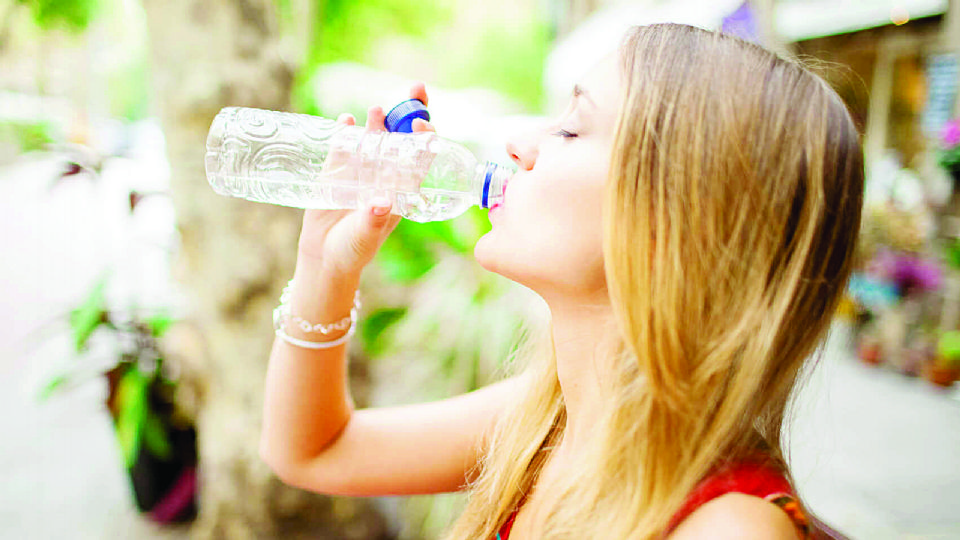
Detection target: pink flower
<box><xmin>942</xmin><ymin>119</ymin><xmax>960</xmax><ymax>148</ymax></box>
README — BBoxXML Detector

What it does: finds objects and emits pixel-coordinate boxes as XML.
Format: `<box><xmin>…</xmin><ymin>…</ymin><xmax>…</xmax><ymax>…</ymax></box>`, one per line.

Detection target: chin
<box><xmin>473</xmin><ymin>232</ymin><xmax>501</xmax><ymax>274</ymax></box>
<box><xmin>474</xmin><ymin>234</ymin><xmax>537</xmax><ymax>291</ymax></box>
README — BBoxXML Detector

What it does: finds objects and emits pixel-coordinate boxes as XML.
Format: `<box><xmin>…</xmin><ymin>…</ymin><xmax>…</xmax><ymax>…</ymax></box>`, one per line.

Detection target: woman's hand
<box><xmin>296</xmin><ymin>83</ymin><xmax>436</xmax><ymax>279</ymax></box>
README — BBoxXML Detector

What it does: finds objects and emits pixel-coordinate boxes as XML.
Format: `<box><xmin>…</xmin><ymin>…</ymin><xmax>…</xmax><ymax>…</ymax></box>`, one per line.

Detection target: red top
<box><xmin>495</xmin><ymin>458</ymin><xmax>811</xmax><ymax>540</ymax></box>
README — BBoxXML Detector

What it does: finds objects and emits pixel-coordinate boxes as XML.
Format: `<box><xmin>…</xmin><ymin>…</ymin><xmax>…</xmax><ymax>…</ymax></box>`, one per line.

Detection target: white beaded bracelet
<box><xmin>273</xmin><ymin>279</ymin><xmax>361</xmax><ymax>350</ymax></box>
<box><xmin>275</xmin><ymin>323</ymin><xmax>356</xmax><ymax>350</ymax></box>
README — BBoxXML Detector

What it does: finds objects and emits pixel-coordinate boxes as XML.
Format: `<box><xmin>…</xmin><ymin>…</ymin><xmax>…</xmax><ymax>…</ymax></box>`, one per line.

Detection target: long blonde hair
<box><xmin>443</xmin><ymin>23</ymin><xmax>863</xmax><ymax>539</ymax></box>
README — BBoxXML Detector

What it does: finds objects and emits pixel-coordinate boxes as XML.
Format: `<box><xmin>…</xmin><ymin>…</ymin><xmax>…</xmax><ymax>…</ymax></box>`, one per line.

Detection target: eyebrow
<box><xmin>573</xmin><ymin>84</ymin><xmax>596</xmax><ymax>108</ymax></box>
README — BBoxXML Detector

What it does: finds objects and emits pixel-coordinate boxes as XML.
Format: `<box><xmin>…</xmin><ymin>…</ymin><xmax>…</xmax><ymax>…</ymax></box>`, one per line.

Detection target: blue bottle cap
<box><xmin>384</xmin><ymin>98</ymin><xmax>430</xmax><ymax>133</ymax></box>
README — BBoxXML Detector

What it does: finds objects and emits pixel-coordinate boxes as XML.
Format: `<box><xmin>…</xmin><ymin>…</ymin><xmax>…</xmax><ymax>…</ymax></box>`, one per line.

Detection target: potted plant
<box><xmin>37</xmin><ymin>273</ymin><xmax>198</xmax><ymax>523</ymax></box>
<box><xmin>857</xmin><ymin>322</ymin><xmax>884</xmax><ymax>366</ymax></box>
<box><xmin>924</xmin><ymin>330</ymin><xmax>960</xmax><ymax>388</ymax></box>
<box><xmin>937</xmin><ymin>118</ymin><xmax>960</xmax><ymax>185</ymax></box>
<box><xmin>898</xmin><ymin>325</ymin><xmax>936</xmax><ymax>377</ymax></box>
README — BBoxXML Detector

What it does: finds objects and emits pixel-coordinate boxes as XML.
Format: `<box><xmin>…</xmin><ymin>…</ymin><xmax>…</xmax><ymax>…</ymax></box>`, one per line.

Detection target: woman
<box><xmin>260</xmin><ymin>23</ymin><xmax>862</xmax><ymax>539</ymax></box>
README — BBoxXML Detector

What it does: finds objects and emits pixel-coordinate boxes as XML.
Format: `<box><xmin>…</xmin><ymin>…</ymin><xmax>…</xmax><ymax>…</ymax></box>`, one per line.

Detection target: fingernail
<box><xmin>371</xmin><ymin>198</ymin><xmax>390</xmax><ymax>216</ymax></box>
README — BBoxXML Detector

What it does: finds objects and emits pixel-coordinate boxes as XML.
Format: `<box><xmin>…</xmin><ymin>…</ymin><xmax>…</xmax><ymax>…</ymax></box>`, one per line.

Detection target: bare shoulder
<box><xmin>668</xmin><ymin>493</ymin><xmax>800</xmax><ymax>540</ymax></box>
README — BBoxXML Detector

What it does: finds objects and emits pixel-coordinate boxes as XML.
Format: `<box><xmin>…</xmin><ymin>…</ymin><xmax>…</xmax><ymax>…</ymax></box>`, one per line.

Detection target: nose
<box><xmin>505</xmin><ymin>127</ymin><xmax>540</xmax><ymax>171</ymax></box>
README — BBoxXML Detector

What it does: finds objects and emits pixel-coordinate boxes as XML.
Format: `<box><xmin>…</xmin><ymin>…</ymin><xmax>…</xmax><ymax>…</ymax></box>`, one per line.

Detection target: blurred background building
<box><xmin>1</xmin><ymin>0</ymin><xmax>958</xmax><ymax>538</ymax></box>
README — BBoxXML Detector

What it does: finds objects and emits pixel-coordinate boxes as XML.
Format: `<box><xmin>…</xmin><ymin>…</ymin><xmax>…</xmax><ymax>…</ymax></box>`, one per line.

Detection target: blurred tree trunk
<box><xmin>140</xmin><ymin>0</ymin><xmax>391</xmax><ymax>538</ymax></box>
<box><xmin>753</xmin><ymin>0</ymin><xmax>792</xmax><ymax>57</ymax></box>
<box><xmin>947</xmin><ymin>0</ymin><xmax>960</xmax><ymax>113</ymax></box>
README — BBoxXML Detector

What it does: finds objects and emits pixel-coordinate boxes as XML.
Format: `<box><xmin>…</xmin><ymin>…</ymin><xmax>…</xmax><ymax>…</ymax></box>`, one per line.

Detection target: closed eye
<box><xmin>553</xmin><ymin>129</ymin><xmax>578</xmax><ymax>139</ymax></box>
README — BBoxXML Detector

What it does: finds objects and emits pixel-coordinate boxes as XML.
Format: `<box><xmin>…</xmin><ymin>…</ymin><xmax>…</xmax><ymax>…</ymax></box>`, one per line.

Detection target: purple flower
<box><xmin>866</xmin><ymin>249</ymin><xmax>943</xmax><ymax>297</ymax></box>
<box><xmin>891</xmin><ymin>254</ymin><xmax>942</xmax><ymax>295</ymax></box>
<box><xmin>942</xmin><ymin>119</ymin><xmax>960</xmax><ymax>148</ymax></box>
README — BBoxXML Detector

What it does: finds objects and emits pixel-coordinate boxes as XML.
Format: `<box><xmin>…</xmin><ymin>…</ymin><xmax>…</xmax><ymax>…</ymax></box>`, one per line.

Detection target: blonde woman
<box><xmin>260</xmin><ymin>23</ymin><xmax>863</xmax><ymax>539</ymax></box>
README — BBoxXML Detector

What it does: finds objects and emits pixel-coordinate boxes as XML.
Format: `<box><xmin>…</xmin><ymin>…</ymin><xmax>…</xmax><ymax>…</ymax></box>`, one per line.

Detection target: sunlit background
<box><xmin>1</xmin><ymin>0</ymin><xmax>959</xmax><ymax>538</ymax></box>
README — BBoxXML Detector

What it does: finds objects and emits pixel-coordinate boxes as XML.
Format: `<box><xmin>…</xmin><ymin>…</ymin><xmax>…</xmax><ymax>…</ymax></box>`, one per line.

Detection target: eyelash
<box><xmin>553</xmin><ymin>129</ymin><xmax>578</xmax><ymax>139</ymax></box>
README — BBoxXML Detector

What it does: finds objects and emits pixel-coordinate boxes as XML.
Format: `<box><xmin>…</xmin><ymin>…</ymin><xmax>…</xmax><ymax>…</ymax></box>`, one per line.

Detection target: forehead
<box><xmin>579</xmin><ymin>53</ymin><xmax>621</xmax><ymax>133</ymax></box>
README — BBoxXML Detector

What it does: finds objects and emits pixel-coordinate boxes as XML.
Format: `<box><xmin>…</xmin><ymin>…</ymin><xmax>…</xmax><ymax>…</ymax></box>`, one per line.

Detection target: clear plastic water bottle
<box><xmin>204</xmin><ymin>105</ymin><xmax>513</xmax><ymax>223</ymax></box>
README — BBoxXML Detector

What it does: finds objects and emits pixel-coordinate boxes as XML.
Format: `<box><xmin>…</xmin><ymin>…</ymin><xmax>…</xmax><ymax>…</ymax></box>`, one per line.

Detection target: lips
<box><xmin>489</xmin><ymin>175</ymin><xmax>510</xmax><ymax>216</ymax></box>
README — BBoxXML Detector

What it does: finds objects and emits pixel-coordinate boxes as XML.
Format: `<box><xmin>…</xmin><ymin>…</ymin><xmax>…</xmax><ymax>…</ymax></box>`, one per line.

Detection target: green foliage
<box><xmin>107</xmin><ymin>61</ymin><xmax>150</xmax><ymax>122</ymax></box>
<box><xmin>290</xmin><ymin>1</ymin><xmax>551</xmax><ymax>115</ymax></box>
<box><xmin>443</xmin><ymin>18</ymin><xmax>552</xmax><ymax>112</ymax></box>
<box><xmin>937</xmin><ymin>331</ymin><xmax>960</xmax><ymax>363</ymax></box>
<box><xmin>0</xmin><ymin>119</ymin><xmax>57</xmax><ymax>152</ymax></box>
<box><xmin>16</xmin><ymin>0</ymin><xmax>100</xmax><ymax>33</ymax></box>
<box><xmin>38</xmin><ymin>273</ymin><xmax>180</xmax><ymax>475</ymax></box>
<box><xmin>945</xmin><ymin>239</ymin><xmax>960</xmax><ymax>271</ymax></box>
<box><xmin>281</xmin><ymin>3</ymin><xmax>543</xmax><ymax>535</ymax></box>
<box><xmin>940</xmin><ymin>148</ymin><xmax>960</xmax><ymax>172</ymax></box>
<box><xmin>376</xmin><ymin>221</ymin><xmax>438</xmax><ymax>283</ymax></box>
<box><xmin>37</xmin><ymin>373</ymin><xmax>70</xmax><ymax>401</ymax></box>
<box><xmin>307</xmin><ymin>0</ymin><xmax>450</xmax><ymax>67</ymax></box>
<box><xmin>145</xmin><ymin>311</ymin><xmax>174</xmax><ymax>338</ymax></box>
<box><xmin>938</xmin><ymin>119</ymin><xmax>960</xmax><ymax>171</ymax></box>
<box><xmin>374</xmin><ymin>205</ymin><xmax>490</xmax><ymax>283</ymax></box>
<box><xmin>115</xmin><ymin>366</ymin><xmax>172</xmax><ymax>468</ymax></box>
<box><xmin>289</xmin><ymin>0</ymin><xmax>450</xmax><ymax>115</ymax></box>
<box><xmin>68</xmin><ymin>272</ymin><xmax>109</xmax><ymax>353</ymax></box>
<box><xmin>360</xmin><ymin>307</ymin><xmax>407</xmax><ymax>357</ymax></box>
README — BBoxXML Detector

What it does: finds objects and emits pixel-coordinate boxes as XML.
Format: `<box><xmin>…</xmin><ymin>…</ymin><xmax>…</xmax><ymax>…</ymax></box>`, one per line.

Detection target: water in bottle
<box><xmin>204</xmin><ymin>106</ymin><xmax>513</xmax><ymax>223</ymax></box>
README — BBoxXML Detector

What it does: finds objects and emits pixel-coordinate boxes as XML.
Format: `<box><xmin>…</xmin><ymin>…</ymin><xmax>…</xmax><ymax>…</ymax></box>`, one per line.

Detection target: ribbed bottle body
<box><xmin>205</xmin><ymin>107</ymin><xmax>495</xmax><ymax>222</ymax></box>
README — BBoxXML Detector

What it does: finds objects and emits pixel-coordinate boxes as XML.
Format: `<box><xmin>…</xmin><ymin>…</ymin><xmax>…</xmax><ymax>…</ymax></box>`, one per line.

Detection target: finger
<box><xmin>409</xmin><ymin>82</ymin><xmax>429</xmax><ymax>107</ymax></box>
<box><xmin>343</xmin><ymin>197</ymin><xmax>395</xmax><ymax>265</ymax></box>
<box><xmin>303</xmin><ymin>208</ymin><xmax>351</xmax><ymax>233</ymax></box>
<box><xmin>367</xmin><ymin>196</ymin><xmax>393</xmax><ymax>221</ymax></box>
<box><xmin>336</xmin><ymin>113</ymin><xmax>356</xmax><ymax>126</ymax></box>
<box><xmin>412</xmin><ymin>118</ymin><xmax>435</xmax><ymax>132</ymax></box>
<box><xmin>365</xmin><ymin>106</ymin><xmax>386</xmax><ymax>133</ymax></box>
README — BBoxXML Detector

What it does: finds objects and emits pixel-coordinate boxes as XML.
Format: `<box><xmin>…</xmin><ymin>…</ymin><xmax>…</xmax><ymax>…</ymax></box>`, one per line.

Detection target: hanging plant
<box><xmin>937</xmin><ymin>118</ymin><xmax>960</xmax><ymax>181</ymax></box>
<box><xmin>36</xmin><ymin>273</ymin><xmax>198</xmax><ymax>524</ymax></box>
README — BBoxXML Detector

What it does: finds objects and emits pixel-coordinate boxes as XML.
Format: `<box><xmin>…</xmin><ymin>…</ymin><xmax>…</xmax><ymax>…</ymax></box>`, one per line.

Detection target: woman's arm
<box><xmin>259</xmin><ymin>255</ymin><xmax>525</xmax><ymax>495</ymax></box>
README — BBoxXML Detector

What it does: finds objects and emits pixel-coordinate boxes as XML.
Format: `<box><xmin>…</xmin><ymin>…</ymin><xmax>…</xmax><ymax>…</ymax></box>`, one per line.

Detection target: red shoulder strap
<box><xmin>668</xmin><ymin>459</ymin><xmax>795</xmax><ymax>532</ymax></box>
<box><xmin>499</xmin><ymin>460</ymin><xmax>808</xmax><ymax>540</ymax></box>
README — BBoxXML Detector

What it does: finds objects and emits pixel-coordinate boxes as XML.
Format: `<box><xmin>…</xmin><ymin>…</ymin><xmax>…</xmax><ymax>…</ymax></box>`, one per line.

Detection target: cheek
<box><xmin>476</xmin><ymin>173</ymin><xmax>606</xmax><ymax>290</ymax></box>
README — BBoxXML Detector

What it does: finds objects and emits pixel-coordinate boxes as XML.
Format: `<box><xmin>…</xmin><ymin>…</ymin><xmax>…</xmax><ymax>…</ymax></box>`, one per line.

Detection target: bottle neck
<box><xmin>474</xmin><ymin>162</ymin><xmax>508</xmax><ymax>208</ymax></box>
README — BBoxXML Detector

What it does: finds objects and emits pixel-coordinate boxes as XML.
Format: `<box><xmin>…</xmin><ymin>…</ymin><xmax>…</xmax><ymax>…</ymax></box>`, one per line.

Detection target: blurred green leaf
<box><xmin>107</xmin><ymin>60</ymin><xmax>150</xmax><ymax>122</ymax></box>
<box><xmin>417</xmin><ymin>219</ymin><xmax>471</xmax><ymax>254</ymax></box>
<box><xmin>36</xmin><ymin>372</ymin><xmax>70</xmax><ymax>402</ymax></box>
<box><xmin>115</xmin><ymin>368</ymin><xmax>147</xmax><ymax>468</ymax></box>
<box><xmin>69</xmin><ymin>274</ymin><xmax>109</xmax><ymax>353</ymax></box>
<box><xmin>442</xmin><ymin>17</ymin><xmax>551</xmax><ymax>112</ymax></box>
<box><xmin>376</xmin><ymin>220</ymin><xmax>439</xmax><ymax>282</ymax></box>
<box><xmin>114</xmin><ymin>367</ymin><xmax>172</xmax><ymax>466</ymax></box>
<box><xmin>145</xmin><ymin>311</ymin><xmax>174</xmax><ymax>338</ymax></box>
<box><xmin>439</xmin><ymin>350</ymin><xmax>458</xmax><ymax>379</ymax></box>
<box><xmin>305</xmin><ymin>0</ymin><xmax>450</xmax><ymax>67</ymax></box>
<box><xmin>360</xmin><ymin>307</ymin><xmax>407</xmax><ymax>356</ymax></box>
<box><xmin>472</xmin><ymin>279</ymin><xmax>496</xmax><ymax>304</ymax></box>
<box><xmin>17</xmin><ymin>0</ymin><xmax>100</xmax><ymax>34</ymax></box>
<box><xmin>938</xmin><ymin>330</ymin><xmax>960</xmax><ymax>360</ymax></box>
<box><xmin>945</xmin><ymin>239</ymin><xmax>960</xmax><ymax>270</ymax></box>
<box><xmin>374</xmin><ymin>209</ymin><xmax>493</xmax><ymax>282</ymax></box>
<box><xmin>0</xmin><ymin>119</ymin><xmax>57</xmax><ymax>152</ymax></box>
<box><xmin>461</xmin><ymin>205</ymin><xmax>493</xmax><ymax>245</ymax></box>
<box><xmin>142</xmin><ymin>409</ymin><xmax>172</xmax><ymax>461</ymax></box>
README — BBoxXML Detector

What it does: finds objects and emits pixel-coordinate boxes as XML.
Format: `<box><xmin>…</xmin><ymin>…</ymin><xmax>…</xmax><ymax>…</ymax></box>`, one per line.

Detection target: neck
<box><xmin>544</xmin><ymin>291</ymin><xmax>614</xmax><ymax>460</ymax></box>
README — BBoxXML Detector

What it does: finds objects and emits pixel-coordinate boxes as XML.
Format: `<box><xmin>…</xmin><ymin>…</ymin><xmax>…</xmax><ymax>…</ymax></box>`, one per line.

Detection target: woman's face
<box><xmin>475</xmin><ymin>53</ymin><xmax>622</xmax><ymax>301</ymax></box>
